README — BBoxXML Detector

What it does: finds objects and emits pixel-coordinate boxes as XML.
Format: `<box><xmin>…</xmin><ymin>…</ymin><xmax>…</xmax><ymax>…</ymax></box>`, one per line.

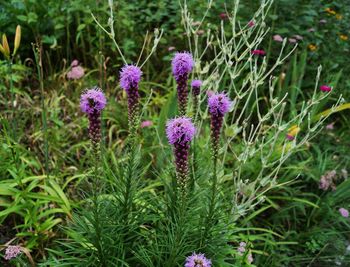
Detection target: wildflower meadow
<box><xmin>1</xmin><ymin>0</ymin><xmax>350</xmax><ymax>266</ymax></box>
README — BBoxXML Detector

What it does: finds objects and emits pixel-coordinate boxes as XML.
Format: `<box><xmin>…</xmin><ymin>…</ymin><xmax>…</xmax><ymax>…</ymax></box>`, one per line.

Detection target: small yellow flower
<box><xmin>340</xmin><ymin>34</ymin><xmax>348</xmax><ymax>41</ymax></box>
<box><xmin>308</xmin><ymin>44</ymin><xmax>317</xmax><ymax>51</ymax></box>
<box><xmin>287</xmin><ymin>125</ymin><xmax>300</xmax><ymax>137</ymax></box>
<box><xmin>325</xmin><ymin>7</ymin><xmax>336</xmax><ymax>15</ymax></box>
<box><xmin>336</xmin><ymin>14</ymin><xmax>343</xmax><ymax>20</ymax></box>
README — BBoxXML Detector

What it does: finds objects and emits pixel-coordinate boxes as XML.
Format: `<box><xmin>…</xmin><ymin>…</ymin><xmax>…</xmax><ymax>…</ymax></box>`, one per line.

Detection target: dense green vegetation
<box><xmin>1</xmin><ymin>0</ymin><xmax>349</xmax><ymax>266</ymax></box>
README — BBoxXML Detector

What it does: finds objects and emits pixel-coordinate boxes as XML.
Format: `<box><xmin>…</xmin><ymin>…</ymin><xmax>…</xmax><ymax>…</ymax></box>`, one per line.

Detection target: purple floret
<box><xmin>166</xmin><ymin>117</ymin><xmax>196</xmax><ymax>145</ymax></box>
<box><xmin>80</xmin><ymin>87</ymin><xmax>107</xmax><ymax>114</ymax></box>
<box><xmin>185</xmin><ymin>252</ymin><xmax>212</xmax><ymax>267</ymax></box>
<box><xmin>172</xmin><ymin>52</ymin><xmax>194</xmax><ymax>80</ymax></box>
<box><xmin>191</xmin><ymin>80</ymin><xmax>202</xmax><ymax>88</ymax></box>
<box><xmin>120</xmin><ymin>64</ymin><xmax>142</xmax><ymax>92</ymax></box>
<box><xmin>208</xmin><ymin>93</ymin><xmax>232</xmax><ymax>116</ymax></box>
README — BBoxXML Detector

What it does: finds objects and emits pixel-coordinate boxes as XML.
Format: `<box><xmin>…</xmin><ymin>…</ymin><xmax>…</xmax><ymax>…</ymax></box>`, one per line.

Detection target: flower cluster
<box><xmin>185</xmin><ymin>252</ymin><xmax>211</xmax><ymax>267</ymax></box>
<box><xmin>4</xmin><ymin>245</ymin><xmax>21</xmax><ymax>260</ymax></box>
<box><xmin>339</xmin><ymin>208</ymin><xmax>349</xmax><ymax>218</ymax></box>
<box><xmin>319</xmin><ymin>170</ymin><xmax>337</xmax><ymax>191</ymax></box>
<box><xmin>237</xmin><ymin>242</ymin><xmax>254</xmax><ymax>264</ymax></box>
<box><xmin>67</xmin><ymin>60</ymin><xmax>84</xmax><ymax>80</ymax></box>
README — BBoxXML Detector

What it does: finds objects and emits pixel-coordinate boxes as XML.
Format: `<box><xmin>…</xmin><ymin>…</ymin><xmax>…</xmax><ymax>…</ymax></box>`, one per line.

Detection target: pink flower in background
<box><xmin>251</xmin><ymin>49</ymin><xmax>266</xmax><ymax>56</ymax></box>
<box><xmin>273</xmin><ymin>34</ymin><xmax>283</xmax><ymax>42</ymax></box>
<box><xmin>319</xmin><ymin>19</ymin><xmax>327</xmax><ymax>24</ymax></box>
<box><xmin>237</xmin><ymin>242</ymin><xmax>246</xmax><ymax>255</ymax></box>
<box><xmin>71</xmin><ymin>59</ymin><xmax>79</xmax><ymax>67</ymax></box>
<box><xmin>219</xmin><ymin>13</ymin><xmax>228</xmax><ymax>20</ymax></box>
<box><xmin>294</xmin><ymin>35</ymin><xmax>303</xmax><ymax>40</ymax></box>
<box><xmin>320</xmin><ymin>85</ymin><xmax>332</xmax><ymax>92</ymax></box>
<box><xmin>308</xmin><ymin>28</ymin><xmax>316</xmax><ymax>32</ymax></box>
<box><xmin>248</xmin><ymin>20</ymin><xmax>255</xmax><ymax>27</ymax></box>
<box><xmin>67</xmin><ymin>60</ymin><xmax>84</xmax><ymax>80</ymax></box>
<box><xmin>286</xmin><ymin>134</ymin><xmax>295</xmax><ymax>141</ymax></box>
<box><xmin>141</xmin><ymin>120</ymin><xmax>153</xmax><ymax>128</ymax></box>
<box><xmin>207</xmin><ymin>90</ymin><xmax>214</xmax><ymax>97</ymax></box>
<box><xmin>319</xmin><ymin>170</ymin><xmax>337</xmax><ymax>191</ymax></box>
<box><xmin>326</xmin><ymin>123</ymin><xmax>334</xmax><ymax>130</ymax></box>
<box><xmin>247</xmin><ymin>253</ymin><xmax>254</xmax><ymax>264</ymax></box>
<box><xmin>168</xmin><ymin>46</ymin><xmax>176</xmax><ymax>52</ymax></box>
<box><xmin>339</xmin><ymin>208</ymin><xmax>349</xmax><ymax>218</ymax></box>
<box><xmin>5</xmin><ymin>245</ymin><xmax>21</xmax><ymax>260</ymax></box>
<box><xmin>289</xmin><ymin>38</ymin><xmax>297</xmax><ymax>44</ymax></box>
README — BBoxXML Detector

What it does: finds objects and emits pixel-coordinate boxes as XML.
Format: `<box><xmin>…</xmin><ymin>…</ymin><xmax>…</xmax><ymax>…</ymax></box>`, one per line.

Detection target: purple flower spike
<box><xmin>80</xmin><ymin>87</ymin><xmax>107</xmax><ymax>115</ymax></box>
<box><xmin>120</xmin><ymin>65</ymin><xmax>142</xmax><ymax>92</ymax></box>
<box><xmin>208</xmin><ymin>93</ymin><xmax>232</xmax><ymax>160</ymax></box>
<box><xmin>166</xmin><ymin>117</ymin><xmax>196</xmax><ymax>195</ymax></box>
<box><xmin>120</xmin><ymin>64</ymin><xmax>143</xmax><ymax>134</ymax></box>
<box><xmin>172</xmin><ymin>52</ymin><xmax>194</xmax><ymax>115</ymax></box>
<box><xmin>185</xmin><ymin>252</ymin><xmax>212</xmax><ymax>267</ymax></box>
<box><xmin>80</xmin><ymin>87</ymin><xmax>106</xmax><ymax>153</ymax></box>
<box><xmin>172</xmin><ymin>52</ymin><xmax>194</xmax><ymax>80</ymax></box>
<box><xmin>191</xmin><ymin>80</ymin><xmax>202</xmax><ymax>96</ymax></box>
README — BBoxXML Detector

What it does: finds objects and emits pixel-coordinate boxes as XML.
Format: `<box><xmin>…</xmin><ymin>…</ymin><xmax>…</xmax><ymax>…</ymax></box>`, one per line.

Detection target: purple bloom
<box><xmin>120</xmin><ymin>64</ymin><xmax>143</xmax><ymax>133</ymax></box>
<box><xmin>168</xmin><ymin>46</ymin><xmax>176</xmax><ymax>52</ymax></box>
<box><xmin>339</xmin><ymin>208</ymin><xmax>349</xmax><ymax>218</ymax></box>
<box><xmin>120</xmin><ymin>65</ymin><xmax>142</xmax><ymax>92</ymax></box>
<box><xmin>166</xmin><ymin>117</ymin><xmax>196</xmax><ymax>195</ymax></box>
<box><xmin>80</xmin><ymin>87</ymin><xmax>107</xmax><ymax>115</ymax></box>
<box><xmin>247</xmin><ymin>253</ymin><xmax>254</xmax><ymax>264</ymax></box>
<box><xmin>185</xmin><ymin>252</ymin><xmax>212</xmax><ymax>267</ymax></box>
<box><xmin>320</xmin><ymin>85</ymin><xmax>332</xmax><ymax>92</ymax></box>
<box><xmin>166</xmin><ymin>117</ymin><xmax>196</xmax><ymax>145</ymax></box>
<box><xmin>171</xmin><ymin>52</ymin><xmax>194</xmax><ymax>81</ymax></box>
<box><xmin>273</xmin><ymin>34</ymin><xmax>283</xmax><ymax>42</ymax></box>
<box><xmin>208</xmin><ymin>93</ymin><xmax>232</xmax><ymax>116</ymax></box>
<box><xmin>4</xmin><ymin>245</ymin><xmax>21</xmax><ymax>260</ymax></box>
<box><xmin>80</xmin><ymin>87</ymin><xmax>106</xmax><ymax>151</ymax></box>
<box><xmin>191</xmin><ymin>80</ymin><xmax>202</xmax><ymax>96</ymax></box>
<box><xmin>319</xmin><ymin>170</ymin><xmax>337</xmax><ymax>191</ymax></box>
<box><xmin>172</xmin><ymin>52</ymin><xmax>194</xmax><ymax>115</ymax></box>
<box><xmin>326</xmin><ymin>123</ymin><xmax>334</xmax><ymax>130</ymax></box>
<box><xmin>67</xmin><ymin>65</ymin><xmax>84</xmax><ymax>80</ymax></box>
<box><xmin>71</xmin><ymin>59</ymin><xmax>79</xmax><ymax>67</ymax></box>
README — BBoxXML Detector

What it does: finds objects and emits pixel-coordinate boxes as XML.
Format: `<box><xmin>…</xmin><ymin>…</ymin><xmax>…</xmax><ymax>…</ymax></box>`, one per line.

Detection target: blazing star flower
<box><xmin>339</xmin><ymin>208</ymin><xmax>349</xmax><ymax>218</ymax></box>
<box><xmin>67</xmin><ymin>65</ymin><xmax>85</xmax><ymax>80</ymax></box>
<box><xmin>166</xmin><ymin>117</ymin><xmax>196</xmax><ymax>145</ymax></box>
<box><xmin>80</xmin><ymin>87</ymin><xmax>106</xmax><ymax>151</ymax></box>
<box><xmin>273</xmin><ymin>34</ymin><xmax>283</xmax><ymax>42</ymax></box>
<box><xmin>171</xmin><ymin>52</ymin><xmax>194</xmax><ymax>81</ymax></box>
<box><xmin>191</xmin><ymin>80</ymin><xmax>202</xmax><ymax>96</ymax></box>
<box><xmin>120</xmin><ymin>65</ymin><xmax>142</xmax><ymax>92</ymax></box>
<box><xmin>208</xmin><ymin>93</ymin><xmax>232</xmax><ymax>116</ymax></box>
<box><xmin>141</xmin><ymin>120</ymin><xmax>153</xmax><ymax>128</ymax></box>
<box><xmin>208</xmin><ymin>93</ymin><xmax>232</xmax><ymax>161</ymax></box>
<box><xmin>320</xmin><ymin>85</ymin><xmax>332</xmax><ymax>92</ymax></box>
<box><xmin>185</xmin><ymin>252</ymin><xmax>212</xmax><ymax>267</ymax></box>
<box><xmin>172</xmin><ymin>52</ymin><xmax>194</xmax><ymax>115</ymax></box>
<box><xmin>166</xmin><ymin>117</ymin><xmax>196</xmax><ymax>195</ymax></box>
<box><xmin>251</xmin><ymin>49</ymin><xmax>266</xmax><ymax>56</ymax></box>
<box><xmin>80</xmin><ymin>87</ymin><xmax>107</xmax><ymax>115</ymax></box>
<box><xmin>4</xmin><ymin>245</ymin><xmax>21</xmax><ymax>260</ymax></box>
